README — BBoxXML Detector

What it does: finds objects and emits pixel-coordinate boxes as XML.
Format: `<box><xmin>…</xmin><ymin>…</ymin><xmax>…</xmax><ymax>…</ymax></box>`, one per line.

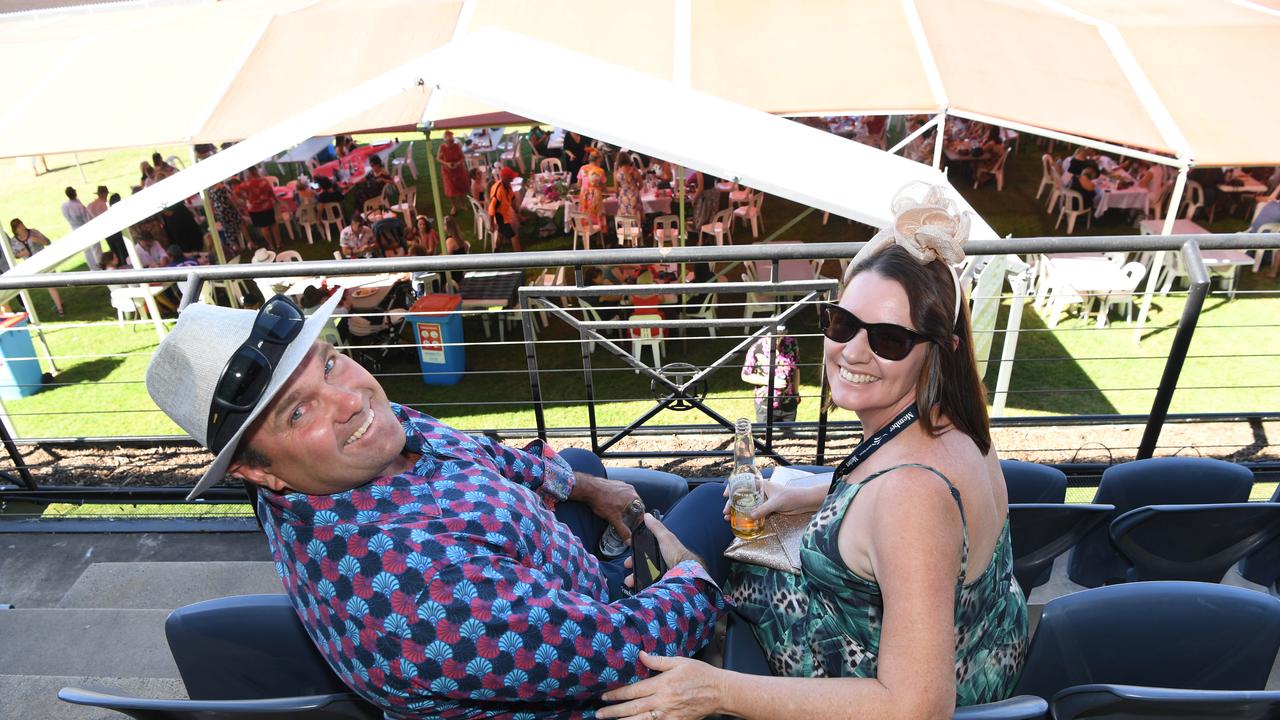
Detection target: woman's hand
<box><xmin>722</xmin><ymin>478</ymin><xmax>824</xmax><ymax>522</ymax></box>
<box><xmin>597</xmin><ymin>652</ymin><xmax>725</xmax><ymax>720</ymax></box>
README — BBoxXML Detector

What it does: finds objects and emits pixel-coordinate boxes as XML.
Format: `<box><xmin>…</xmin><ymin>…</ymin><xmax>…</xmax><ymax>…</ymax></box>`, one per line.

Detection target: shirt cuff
<box><xmin>663</xmin><ymin>559</ymin><xmax>720</xmax><ymax>591</ymax></box>
<box><xmin>537</xmin><ymin>444</ymin><xmax>576</xmax><ymax>502</ymax></box>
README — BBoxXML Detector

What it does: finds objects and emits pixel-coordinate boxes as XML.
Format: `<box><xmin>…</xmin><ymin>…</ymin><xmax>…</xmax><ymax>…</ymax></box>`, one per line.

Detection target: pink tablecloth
<box><xmin>311</xmin><ymin>141</ymin><xmax>396</xmax><ymax>185</ymax></box>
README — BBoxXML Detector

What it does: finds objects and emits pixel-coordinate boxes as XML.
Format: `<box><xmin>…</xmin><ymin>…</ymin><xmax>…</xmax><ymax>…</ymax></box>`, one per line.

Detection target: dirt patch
<box><xmin>6</xmin><ymin>419</ymin><xmax>1275</xmax><ymax>490</ymax></box>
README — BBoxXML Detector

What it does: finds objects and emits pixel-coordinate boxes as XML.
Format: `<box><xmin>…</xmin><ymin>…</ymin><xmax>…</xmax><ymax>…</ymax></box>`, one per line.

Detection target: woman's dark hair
<box><xmin>9</xmin><ymin>218</ymin><xmax>22</xmax><ymax>234</ymax></box>
<box><xmin>986</xmin><ymin>126</ymin><xmax>1001</xmax><ymax>143</ymax></box>
<box><xmin>841</xmin><ymin>245</ymin><xmax>991</xmax><ymax>454</ymax></box>
<box><xmin>616</xmin><ymin>153</ymin><xmax>632</xmax><ymax>168</ymax></box>
<box><xmin>109</xmin><ymin>193</ymin><xmax>122</xmax><ymax>205</ymax></box>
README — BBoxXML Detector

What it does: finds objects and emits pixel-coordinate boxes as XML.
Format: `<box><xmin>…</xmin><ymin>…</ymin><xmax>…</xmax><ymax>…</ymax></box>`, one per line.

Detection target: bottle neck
<box><xmin>733</xmin><ymin>422</ymin><xmax>756</xmax><ymax>474</ymax></box>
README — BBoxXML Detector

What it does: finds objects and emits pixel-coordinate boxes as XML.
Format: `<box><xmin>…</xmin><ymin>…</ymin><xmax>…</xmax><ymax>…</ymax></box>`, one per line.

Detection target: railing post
<box><xmin>519</xmin><ymin>293</ymin><xmax>547</xmax><ymax>440</ymax></box>
<box><xmin>1137</xmin><ymin>239</ymin><xmax>1210</xmax><ymax>459</ymax></box>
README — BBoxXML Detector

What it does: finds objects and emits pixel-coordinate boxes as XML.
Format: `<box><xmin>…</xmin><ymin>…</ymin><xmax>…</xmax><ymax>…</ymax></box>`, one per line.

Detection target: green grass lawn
<box><xmin>0</xmin><ymin>134</ymin><xmax>1275</xmax><ymax>440</ymax></box>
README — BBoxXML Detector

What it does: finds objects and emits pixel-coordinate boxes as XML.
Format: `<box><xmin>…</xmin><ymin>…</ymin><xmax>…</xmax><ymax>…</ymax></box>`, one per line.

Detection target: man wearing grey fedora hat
<box><xmin>145</xmin><ymin>292</ymin><xmax>733</xmax><ymax>719</ymax></box>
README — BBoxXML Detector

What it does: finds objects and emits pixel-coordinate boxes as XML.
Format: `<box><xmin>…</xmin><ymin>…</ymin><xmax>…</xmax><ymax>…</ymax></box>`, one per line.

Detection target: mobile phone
<box><xmin>630</xmin><ymin>517</ymin><xmax>667</xmax><ymax>592</ymax></box>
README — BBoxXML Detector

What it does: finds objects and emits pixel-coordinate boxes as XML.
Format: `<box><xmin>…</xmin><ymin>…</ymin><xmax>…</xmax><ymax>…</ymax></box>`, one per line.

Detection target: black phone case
<box><xmin>631</xmin><ymin>522</ymin><xmax>666</xmax><ymax>592</ymax></box>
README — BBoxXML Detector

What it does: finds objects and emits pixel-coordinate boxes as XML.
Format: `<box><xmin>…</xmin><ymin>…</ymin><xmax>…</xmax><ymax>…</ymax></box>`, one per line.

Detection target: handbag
<box><xmin>724</xmin><ymin>512</ymin><xmax>813</xmax><ymax>574</ymax></box>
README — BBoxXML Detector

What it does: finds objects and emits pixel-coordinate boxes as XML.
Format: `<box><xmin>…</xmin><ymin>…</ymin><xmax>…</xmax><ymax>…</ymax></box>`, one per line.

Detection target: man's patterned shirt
<box><xmin>257</xmin><ymin>404</ymin><xmax>725</xmax><ymax>719</ymax></box>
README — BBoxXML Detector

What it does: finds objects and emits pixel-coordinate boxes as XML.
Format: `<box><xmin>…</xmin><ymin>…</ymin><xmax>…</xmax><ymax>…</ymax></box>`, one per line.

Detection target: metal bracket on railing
<box><xmin>651</xmin><ymin>363</ymin><xmax>706</xmax><ymax>410</ymax></box>
<box><xmin>1137</xmin><ymin>239</ymin><xmax>1210</xmax><ymax>459</ymax></box>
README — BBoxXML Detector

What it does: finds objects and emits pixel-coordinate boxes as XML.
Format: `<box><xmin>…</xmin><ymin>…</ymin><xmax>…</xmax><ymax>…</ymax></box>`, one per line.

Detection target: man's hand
<box><xmin>571</xmin><ymin>472</ymin><xmax>642</xmax><ymax>543</ymax></box>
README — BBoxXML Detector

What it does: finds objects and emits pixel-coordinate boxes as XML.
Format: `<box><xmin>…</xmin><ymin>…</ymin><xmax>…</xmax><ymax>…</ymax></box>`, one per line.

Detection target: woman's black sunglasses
<box><xmin>818</xmin><ymin>302</ymin><xmax>932</xmax><ymax>361</ymax></box>
<box><xmin>206</xmin><ymin>295</ymin><xmax>306</xmax><ymax>454</ymax></box>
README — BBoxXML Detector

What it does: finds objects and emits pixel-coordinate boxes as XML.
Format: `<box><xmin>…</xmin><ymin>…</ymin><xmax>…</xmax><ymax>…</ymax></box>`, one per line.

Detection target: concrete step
<box><xmin>58</xmin><ymin>561</ymin><xmax>282</xmax><ymax>609</ymax></box>
<box><xmin>0</xmin><ymin>532</ymin><xmax>270</xmax><ymax>609</ymax></box>
<box><xmin>0</xmin><ymin>608</ymin><xmax>178</xmax><ymax>679</ymax></box>
<box><xmin>0</xmin><ymin>674</ymin><xmax>186</xmax><ymax>720</ymax></box>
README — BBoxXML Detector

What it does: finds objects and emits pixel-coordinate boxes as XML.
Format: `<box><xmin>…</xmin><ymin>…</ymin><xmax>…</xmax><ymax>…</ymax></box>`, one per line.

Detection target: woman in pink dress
<box><xmin>436</xmin><ymin>130</ymin><xmax>469</xmax><ymax>214</ymax></box>
<box><xmin>577</xmin><ymin>148</ymin><xmax>607</xmax><ymax>228</ymax></box>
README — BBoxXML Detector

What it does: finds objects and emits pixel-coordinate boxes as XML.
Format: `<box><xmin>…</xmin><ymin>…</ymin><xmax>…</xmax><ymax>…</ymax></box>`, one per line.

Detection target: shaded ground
<box><xmin>9</xmin><ymin>419</ymin><xmax>1277</xmax><ymax>489</ymax></box>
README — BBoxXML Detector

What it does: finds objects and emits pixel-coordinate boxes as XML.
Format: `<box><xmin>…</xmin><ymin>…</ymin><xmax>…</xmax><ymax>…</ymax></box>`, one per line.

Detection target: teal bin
<box><xmin>0</xmin><ymin>313</ymin><xmax>42</xmax><ymax>400</ymax></box>
<box><xmin>407</xmin><ymin>294</ymin><xmax>465</xmax><ymax>385</ymax></box>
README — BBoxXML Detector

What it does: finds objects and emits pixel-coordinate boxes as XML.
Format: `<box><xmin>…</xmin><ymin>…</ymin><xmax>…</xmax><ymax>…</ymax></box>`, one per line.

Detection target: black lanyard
<box><xmin>829</xmin><ymin>404</ymin><xmax>920</xmax><ymax>494</ymax></box>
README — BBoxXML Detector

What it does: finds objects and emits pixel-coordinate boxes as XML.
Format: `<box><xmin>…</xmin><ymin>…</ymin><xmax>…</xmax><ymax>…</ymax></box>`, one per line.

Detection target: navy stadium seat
<box><xmin>58</xmin><ymin>686</ymin><xmax>375</xmax><ymax>719</ymax></box>
<box><xmin>1001</xmin><ymin>460</ymin><xmax>1067</xmax><ymax>504</ymax></box>
<box><xmin>1009</xmin><ymin>503</ymin><xmax>1113</xmax><ymax>592</ymax></box>
<box><xmin>1109</xmin><ymin>503</ymin><xmax>1280</xmax><ymax>582</ymax></box>
<box><xmin>1240</xmin><ymin>485</ymin><xmax>1280</xmax><ymax>587</ymax></box>
<box><xmin>1067</xmin><ymin>458</ymin><xmax>1253</xmax><ymax>587</ymax></box>
<box><xmin>1053</xmin><ymin>684</ymin><xmax>1280</xmax><ymax>720</ymax></box>
<box><xmin>1014</xmin><ymin>581</ymin><xmax>1280</xmax><ymax>701</ymax></box>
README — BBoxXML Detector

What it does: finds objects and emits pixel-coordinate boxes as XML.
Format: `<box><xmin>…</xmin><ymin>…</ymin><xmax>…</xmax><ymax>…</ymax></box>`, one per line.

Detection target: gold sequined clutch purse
<box><xmin>723</xmin><ymin>512</ymin><xmax>813</xmax><ymax>575</ymax></box>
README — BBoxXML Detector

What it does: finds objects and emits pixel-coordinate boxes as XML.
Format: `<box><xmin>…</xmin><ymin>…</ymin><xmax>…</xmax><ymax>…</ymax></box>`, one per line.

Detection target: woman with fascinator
<box><xmin>599</xmin><ymin>184</ymin><xmax>1027</xmax><ymax>720</ymax></box>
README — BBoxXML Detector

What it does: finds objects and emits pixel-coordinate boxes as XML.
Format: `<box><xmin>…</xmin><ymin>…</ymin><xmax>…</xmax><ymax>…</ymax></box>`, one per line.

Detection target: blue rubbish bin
<box><xmin>0</xmin><ymin>313</ymin><xmax>42</xmax><ymax>400</ymax></box>
<box><xmin>407</xmin><ymin>294</ymin><xmax>465</xmax><ymax>385</ymax></box>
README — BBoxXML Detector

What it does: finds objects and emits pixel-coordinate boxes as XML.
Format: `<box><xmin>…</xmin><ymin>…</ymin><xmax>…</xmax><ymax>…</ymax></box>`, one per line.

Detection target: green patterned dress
<box><xmin>725</xmin><ymin>463</ymin><xmax>1028</xmax><ymax>706</ymax></box>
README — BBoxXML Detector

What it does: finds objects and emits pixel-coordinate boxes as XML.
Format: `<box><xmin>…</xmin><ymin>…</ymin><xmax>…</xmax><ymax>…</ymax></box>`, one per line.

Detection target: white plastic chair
<box><xmin>274</xmin><ymin>202</ymin><xmax>295</xmax><ymax>241</ymax></box>
<box><xmin>296</xmin><ymin>204</ymin><xmax>321</xmax><ymax>245</ymax></box>
<box><xmin>390</xmin><ymin>140</ymin><xmax>417</xmax><ymax>181</ymax></box>
<box><xmin>975</xmin><ymin>147</ymin><xmax>1009</xmax><ymax>191</ymax></box>
<box><xmin>318</xmin><ymin>202</ymin><xmax>343</xmax><ymax>242</ymax></box>
<box><xmin>1037</xmin><ymin>154</ymin><xmax>1058</xmax><ymax>202</ymax></box>
<box><xmin>653</xmin><ymin>215</ymin><xmax>680</xmax><ymax>248</ymax></box>
<box><xmin>363</xmin><ymin>196</ymin><xmax>388</xmax><ymax>217</ymax></box>
<box><xmin>732</xmin><ymin>192</ymin><xmax>765</xmax><ymax>238</ymax></box>
<box><xmin>539</xmin><ymin>157</ymin><xmax>563</xmax><ymax>174</ymax></box>
<box><xmin>1056</xmin><ymin>190</ymin><xmax>1092</xmax><ymax>235</ymax></box>
<box><xmin>1253</xmin><ymin>222</ymin><xmax>1280</xmax><ymax>272</ymax></box>
<box><xmin>389</xmin><ymin>185</ymin><xmax>417</xmax><ymax>226</ymax></box>
<box><xmin>164</xmin><ymin>155</ymin><xmax>185</xmax><ymax>170</ymax></box>
<box><xmin>499</xmin><ymin>133</ymin><xmax>525</xmax><ymax>174</ymax></box>
<box><xmin>740</xmin><ymin>269</ymin><xmax>774</xmax><ymax>319</ymax></box>
<box><xmin>615</xmin><ymin>215</ymin><xmax>642</xmax><ymax>248</ymax></box>
<box><xmin>1091</xmin><ymin>262</ymin><xmax>1147</xmax><ymax>327</ymax></box>
<box><xmin>275</xmin><ymin>250</ymin><xmax>303</xmax><ymax>262</ymax></box>
<box><xmin>629</xmin><ymin>312</ymin><xmax>664</xmax><ymax>373</ymax></box>
<box><xmin>728</xmin><ymin>185</ymin><xmax>751</xmax><ymax>208</ymax></box>
<box><xmin>570</xmin><ymin>212</ymin><xmax>604</xmax><ymax>251</ymax></box>
<box><xmin>1180</xmin><ymin>180</ymin><xmax>1205</xmax><ymax>220</ymax></box>
<box><xmin>698</xmin><ymin>208</ymin><xmax>734</xmax><ymax>246</ymax></box>
<box><xmin>466</xmin><ymin>196</ymin><xmax>493</xmax><ymax>251</ymax></box>
<box><xmin>683</xmin><ymin>290</ymin><xmax>719</xmax><ymax>337</ymax></box>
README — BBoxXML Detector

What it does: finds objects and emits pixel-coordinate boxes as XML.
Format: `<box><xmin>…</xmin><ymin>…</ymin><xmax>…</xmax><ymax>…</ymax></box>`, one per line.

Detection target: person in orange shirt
<box><xmin>488</xmin><ymin>165</ymin><xmax>522</xmax><ymax>252</ymax></box>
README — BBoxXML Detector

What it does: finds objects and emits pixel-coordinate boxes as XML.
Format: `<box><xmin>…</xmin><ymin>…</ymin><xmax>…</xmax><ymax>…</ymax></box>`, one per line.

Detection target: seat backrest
<box><xmin>1119</xmin><ymin>261</ymin><xmax>1146</xmax><ymax>289</ymax></box>
<box><xmin>296</xmin><ymin>204</ymin><xmax>319</xmax><ymax>223</ymax></box>
<box><xmin>1014</xmin><ymin>581</ymin><xmax>1280</xmax><ymax>700</ymax></box>
<box><xmin>1009</xmin><ymin>503</ymin><xmax>1113</xmax><ymax>592</ymax></box>
<box><xmin>1063</xmin><ymin>190</ymin><xmax>1084</xmax><ymax>212</ymax></box>
<box><xmin>1258</xmin><ymin>222</ymin><xmax>1280</xmax><ymax>233</ymax></box>
<box><xmin>714</xmin><ymin>207</ymin><xmax>733</xmax><ymax>227</ymax></box>
<box><xmin>1110</xmin><ymin>503</ymin><xmax>1280</xmax><ymax>582</ymax></box>
<box><xmin>166</xmin><ymin>594</ymin><xmax>355</xmax><ymax>701</ymax></box>
<box><xmin>319</xmin><ymin>202</ymin><xmax>343</xmax><ymax>224</ymax></box>
<box><xmin>630</xmin><ymin>312</ymin><xmax>664</xmax><ymax>340</ymax></box>
<box><xmin>1068</xmin><ymin>457</ymin><xmax>1254</xmax><ymax>586</ymax></box>
<box><xmin>616</xmin><ymin>216</ymin><xmax>641</xmax><ymax>235</ymax></box>
<box><xmin>1185</xmin><ymin>179</ymin><xmax>1205</xmax><ymax>205</ymax></box>
<box><xmin>1000</xmin><ymin>460</ymin><xmax>1066</xmax><ymax>503</ymax></box>
<box><xmin>654</xmin><ymin>215</ymin><xmax>678</xmax><ymax>233</ymax></box>
<box><xmin>540</xmin><ymin>157</ymin><xmax>563</xmax><ymax>174</ymax></box>
<box><xmin>1054</xmin><ymin>684</ymin><xmax>1280</xmax><ymax>720</ymax></box>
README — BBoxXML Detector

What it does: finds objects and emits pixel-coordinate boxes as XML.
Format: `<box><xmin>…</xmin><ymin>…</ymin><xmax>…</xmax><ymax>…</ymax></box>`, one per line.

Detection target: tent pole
<box><xmin>1132</xmin><ymin>165</ymin><xmax>1189</xmax><ymax>344</ymax></box>
<box><xmin>676</xmin><ymin>164</ymin><xmax>687</xmax><ymax>287</ymax></box>
<box><xmin>193</xmin><ymin>147</ymin><xmax>227</xmax><ymax>267</ymax></box>
<box><xmin>931</xmin><ymin>112</ymin><xmax>946</xmax><ymax>170</ymax></box>
<box><xmin>991</xmin><ymin>272</ymin><xmax>1029</xmax><ymax>416</ymax></box>
<box><xmin>74</xmin><ymin>152</ymin><xmax>87</xmax><ymax>184</ymax></box>
<box><xmin>422</xmin><ymin>123</ymin><xmax>448</xmax><ymax>256</ymax></box>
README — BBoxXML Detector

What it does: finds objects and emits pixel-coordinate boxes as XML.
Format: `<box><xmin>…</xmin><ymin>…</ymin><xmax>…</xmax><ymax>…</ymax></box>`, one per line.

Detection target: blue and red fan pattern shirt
<box><xmin>257</xmin><ymin>404</ymin><xmax>725</xmax><ymax>719</ymax></box>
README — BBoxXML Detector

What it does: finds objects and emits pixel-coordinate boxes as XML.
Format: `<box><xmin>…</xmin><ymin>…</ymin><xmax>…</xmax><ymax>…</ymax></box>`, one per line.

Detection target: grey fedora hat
<box><xmin>145</xmin><ymin>291</ymin><xmax>343</xmax><ymax>500</ymax></box>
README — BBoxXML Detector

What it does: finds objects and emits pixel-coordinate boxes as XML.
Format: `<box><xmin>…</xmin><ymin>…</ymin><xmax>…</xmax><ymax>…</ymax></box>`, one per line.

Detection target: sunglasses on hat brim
<box><xmin>818</xmin><ymin>302</ymin><xmax>933</xmax><ymax>361</ymax></box>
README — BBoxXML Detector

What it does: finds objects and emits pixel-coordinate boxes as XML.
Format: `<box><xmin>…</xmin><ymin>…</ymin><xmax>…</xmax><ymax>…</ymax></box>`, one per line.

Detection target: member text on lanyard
<box><xmin>829</xmin><ymin>404</ymin><xmax>920</xmax><ymax>494</ymax></box>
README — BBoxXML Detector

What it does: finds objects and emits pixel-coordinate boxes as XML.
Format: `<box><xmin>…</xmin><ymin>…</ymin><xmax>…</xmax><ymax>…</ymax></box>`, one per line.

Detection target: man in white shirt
<box><xmin>60</xmin><ymin>186</ymin><xmax>102</xmax><ymax>271</ymax></box>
